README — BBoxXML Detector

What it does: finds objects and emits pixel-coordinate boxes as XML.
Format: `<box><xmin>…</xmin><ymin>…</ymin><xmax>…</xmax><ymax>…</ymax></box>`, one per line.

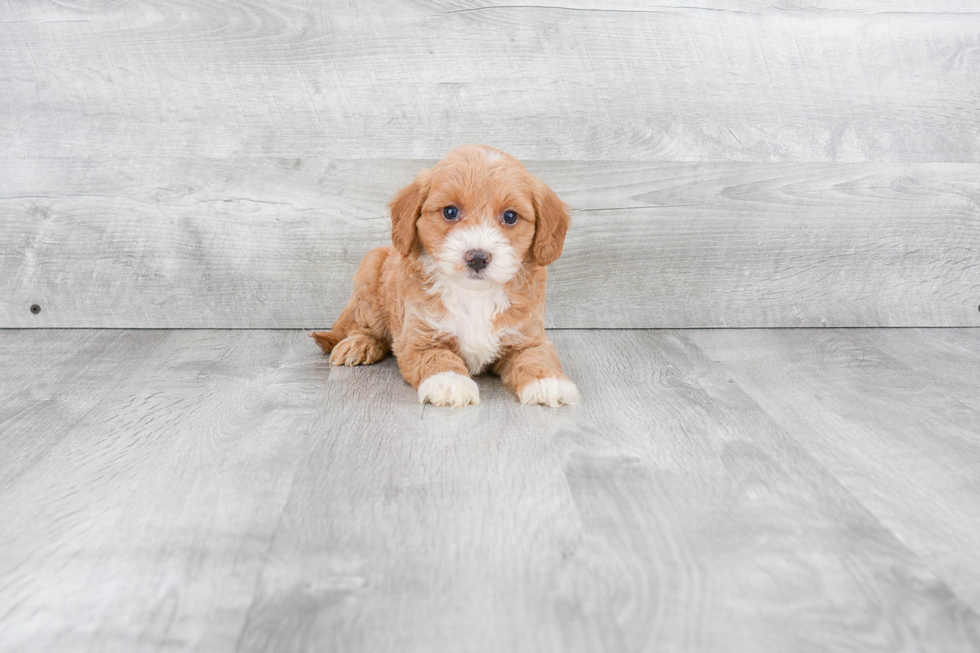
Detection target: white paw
<box><xmin>519</xmin><ymin>376</ymin><xmax>580</xmax><ymax>407</ymax></box>
<box><xmin>418</xmin><ymin>371</ymin><xmax>480</xmax><ymax>408</ymax></box>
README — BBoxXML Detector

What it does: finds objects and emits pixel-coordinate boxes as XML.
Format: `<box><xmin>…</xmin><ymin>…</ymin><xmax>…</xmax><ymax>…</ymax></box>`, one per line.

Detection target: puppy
<box><xmin>311</xmin><ymin>144</ymin><xmax>579</xmax><ymax>408</ymax></box>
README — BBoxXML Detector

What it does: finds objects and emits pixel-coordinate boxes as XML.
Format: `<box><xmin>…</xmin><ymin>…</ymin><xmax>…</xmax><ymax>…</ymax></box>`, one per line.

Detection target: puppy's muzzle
<box><xmin>465</xmin><ymin>249</ymin><xmax>491</xmax><ymax>272</ymax></box>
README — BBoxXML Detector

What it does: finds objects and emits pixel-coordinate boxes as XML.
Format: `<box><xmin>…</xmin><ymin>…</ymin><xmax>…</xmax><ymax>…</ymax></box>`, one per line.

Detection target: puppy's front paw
<box><xmin>418</xmin><ymin>371</ymin><xmax>480</xmax><ymax>408</ymax></box>
<box><xmin>330</xmin><ymin>334</ymin><xmax>388</xmax><ymax>366</ymax></box>
<box><xmin>519</xmin><ymin>376</ymin><xmax>580</xmax><ymax>407</ymax></box>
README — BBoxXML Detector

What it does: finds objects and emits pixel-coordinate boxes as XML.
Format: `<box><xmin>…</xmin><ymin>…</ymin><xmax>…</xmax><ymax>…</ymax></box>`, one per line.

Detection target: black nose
<box><xmin>465</xmin><ymin>249</ymin><xmax>491</xmax><ymax>272</ymax></box>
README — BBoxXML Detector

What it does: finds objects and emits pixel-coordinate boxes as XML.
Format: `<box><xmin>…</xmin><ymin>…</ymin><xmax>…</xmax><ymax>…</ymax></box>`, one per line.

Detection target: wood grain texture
<box><xmin>3</xmin><ymin>0</ymin><xmax>979</xmax><ymax>328</ymax></box>
<box><xmin>0</xmin><ymin>330</ymin><xmax>325</xmax><ymax>653</ymax></box>
<box><xmin>3</xmin><ymin>329</ymin><xmax>980</xmax><ymax>652</ymax></box>
<box><xmin>235</xmin><ymin>354</ymin><xmax>586</xmax><ymax>653</ymax></box>
<box><xmin>690</xmin><ymin>328</ymin><xmax>980</xmax><ymax>612</ymax></box>
<box><xmin>1</xmin><ymin>0</ymin><xmax>979</xmax><ymax>162</ymax></box>
<box><xmin>0</xmin><ymin>329</ymin><xmax>165</xmax><ymax>494</ymax></box>
<box><xmin>3</xmin><ymin>158</ymin><xmax>978</xmax><ymax>328</ymax></box>
<box><xmin>550</xmin><ymin>329</ymin><xmax>980</xmax><ymax>652</ymax></box>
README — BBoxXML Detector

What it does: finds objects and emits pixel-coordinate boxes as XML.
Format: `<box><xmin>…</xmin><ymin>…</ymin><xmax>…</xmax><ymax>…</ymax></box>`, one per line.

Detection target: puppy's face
<box><xmin>389</xmin><ymin>145</ymin><xmax>570</xmax><ymax>288</ymax></box>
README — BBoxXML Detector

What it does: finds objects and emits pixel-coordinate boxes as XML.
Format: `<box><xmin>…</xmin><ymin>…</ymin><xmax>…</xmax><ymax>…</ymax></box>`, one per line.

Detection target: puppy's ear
<box><xmin>531</xmin><ymin>178</ymin><xmax>571</xmax><ymax>266</ymax></box>
<box><xmin>388</xmin><ymin>171</ymin><xmax>430</xmax><ymax>257</ymax></box>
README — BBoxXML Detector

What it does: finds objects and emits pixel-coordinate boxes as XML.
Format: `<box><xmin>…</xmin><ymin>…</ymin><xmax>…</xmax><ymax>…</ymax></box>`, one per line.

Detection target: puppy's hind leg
<box><xmin>311</xmin><ymin>312</ymin><xmax>389</xmax><ymax>366</ymax></box>
<box><xmin>330</xmin><ymin>332</ymin><xmax>390</xmax><ymax>366</ymax></box>
<box><xmin>311</xmin><ymin>246</ymin><xmax>392</xmax><ymax>366</ymax></box>
<box><xmin>310</xmin><ymin>306</ymin><xmax>353</xmax><ymax>354</ymax></box>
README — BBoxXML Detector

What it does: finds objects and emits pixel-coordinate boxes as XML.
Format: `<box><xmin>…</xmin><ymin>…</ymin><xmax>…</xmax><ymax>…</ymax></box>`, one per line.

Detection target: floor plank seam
<box><xmin>231</xmin><ymin>437</ymin><xmax>309</xmax><ymax>653</ymax></box>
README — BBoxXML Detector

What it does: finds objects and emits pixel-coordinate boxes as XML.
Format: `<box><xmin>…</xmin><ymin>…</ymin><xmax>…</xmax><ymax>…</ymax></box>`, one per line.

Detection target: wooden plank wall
<box><xmin>2</xmin><ymin>0</ymin><xmax>978</xmax><ymax>328</ymax></box>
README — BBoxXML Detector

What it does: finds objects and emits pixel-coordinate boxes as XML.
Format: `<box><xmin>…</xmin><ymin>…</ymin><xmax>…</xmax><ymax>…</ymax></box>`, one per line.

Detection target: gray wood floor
<box><xmin>1</xmin><ymin>328</ymin><xmax>979</xmax><ymax>652</ymax></box>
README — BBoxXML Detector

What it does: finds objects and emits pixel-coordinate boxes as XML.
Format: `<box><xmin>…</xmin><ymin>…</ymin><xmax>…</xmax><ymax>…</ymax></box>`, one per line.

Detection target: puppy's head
<box><xmin>389</xmin><ymin>145</ymin><xmax>570</xmax><ymax>289</ymax></box>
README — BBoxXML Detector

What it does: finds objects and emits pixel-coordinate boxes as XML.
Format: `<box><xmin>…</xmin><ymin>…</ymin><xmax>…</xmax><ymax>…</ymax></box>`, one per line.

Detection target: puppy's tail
<box><xmin>309</xmin><ymin>307</ymin><xmax>353</xmax><ymax>354</ymax></box>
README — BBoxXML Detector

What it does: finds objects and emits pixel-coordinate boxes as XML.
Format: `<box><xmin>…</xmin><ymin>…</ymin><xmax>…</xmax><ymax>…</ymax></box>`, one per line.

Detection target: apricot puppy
<box><xmin>312</xmin><ymin>144</ymin><xmax>579</xmax><ymax>408</ymax></box>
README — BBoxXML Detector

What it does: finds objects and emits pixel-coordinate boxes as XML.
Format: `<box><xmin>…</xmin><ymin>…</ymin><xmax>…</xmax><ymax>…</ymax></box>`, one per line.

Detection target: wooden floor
<box><xmin>1</xmin><ymin>328</ymin><xmax>978</xmax><ymax>653</ymax></box>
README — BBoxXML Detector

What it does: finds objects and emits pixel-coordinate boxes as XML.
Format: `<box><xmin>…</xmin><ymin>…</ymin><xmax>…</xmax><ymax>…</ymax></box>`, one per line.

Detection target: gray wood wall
<box><xmin>2</xmin><ymin>0</ymin><xmax>978</xmax><ymax>328</ymax></box>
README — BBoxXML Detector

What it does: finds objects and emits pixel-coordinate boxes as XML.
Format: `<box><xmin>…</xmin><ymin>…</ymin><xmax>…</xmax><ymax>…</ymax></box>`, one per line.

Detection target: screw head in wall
<box><xmin>30</xmin><ymin>304</ymin><xmax>41</xmax><ymax>315</ymax></box>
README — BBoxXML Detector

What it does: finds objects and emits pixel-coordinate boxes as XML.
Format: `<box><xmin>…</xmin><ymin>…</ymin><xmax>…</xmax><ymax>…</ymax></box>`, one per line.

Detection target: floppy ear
<box><xmin>388</xmin><ymin>171</ymin><xmax>430</xmax><ymax>257</ymax></box>
<box><xmin>531</xmin><ymin>178</ymin><xmax>571</xmax><ymax>266</ymax></box>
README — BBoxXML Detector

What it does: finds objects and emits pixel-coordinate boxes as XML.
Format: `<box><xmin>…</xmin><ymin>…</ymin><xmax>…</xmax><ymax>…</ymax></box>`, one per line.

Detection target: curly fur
<box><xmin>311</xmin><ymin>145</ymin><xmax>578</xmax><ymax>407</ymax></box>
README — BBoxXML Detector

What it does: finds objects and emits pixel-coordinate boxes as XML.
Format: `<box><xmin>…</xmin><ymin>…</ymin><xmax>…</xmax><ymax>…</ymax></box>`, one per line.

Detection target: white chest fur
<box><xmin>427</xmin><ymin>283</ymin><xmax>510</xmax><ymax>375</ymax></box>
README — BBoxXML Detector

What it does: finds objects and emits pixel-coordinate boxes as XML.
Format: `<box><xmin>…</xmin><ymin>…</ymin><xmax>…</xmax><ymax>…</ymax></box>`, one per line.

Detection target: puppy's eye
<box><xmin>502</xmin><ymin>210</ymin><xmax>519</xmax><ymax>225</ymax></box>
<box><xmin>442</xmin><ymin>206</ymin><xmax>459</xmax><ymax>221</ymax></box>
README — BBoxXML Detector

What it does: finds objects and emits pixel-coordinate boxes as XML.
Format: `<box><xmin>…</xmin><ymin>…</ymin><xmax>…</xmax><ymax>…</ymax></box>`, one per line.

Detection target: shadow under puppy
<box><xmin>312</xmin><ymin>144</ymin><xmax>579</xmax><ymax>408</ymax></box>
